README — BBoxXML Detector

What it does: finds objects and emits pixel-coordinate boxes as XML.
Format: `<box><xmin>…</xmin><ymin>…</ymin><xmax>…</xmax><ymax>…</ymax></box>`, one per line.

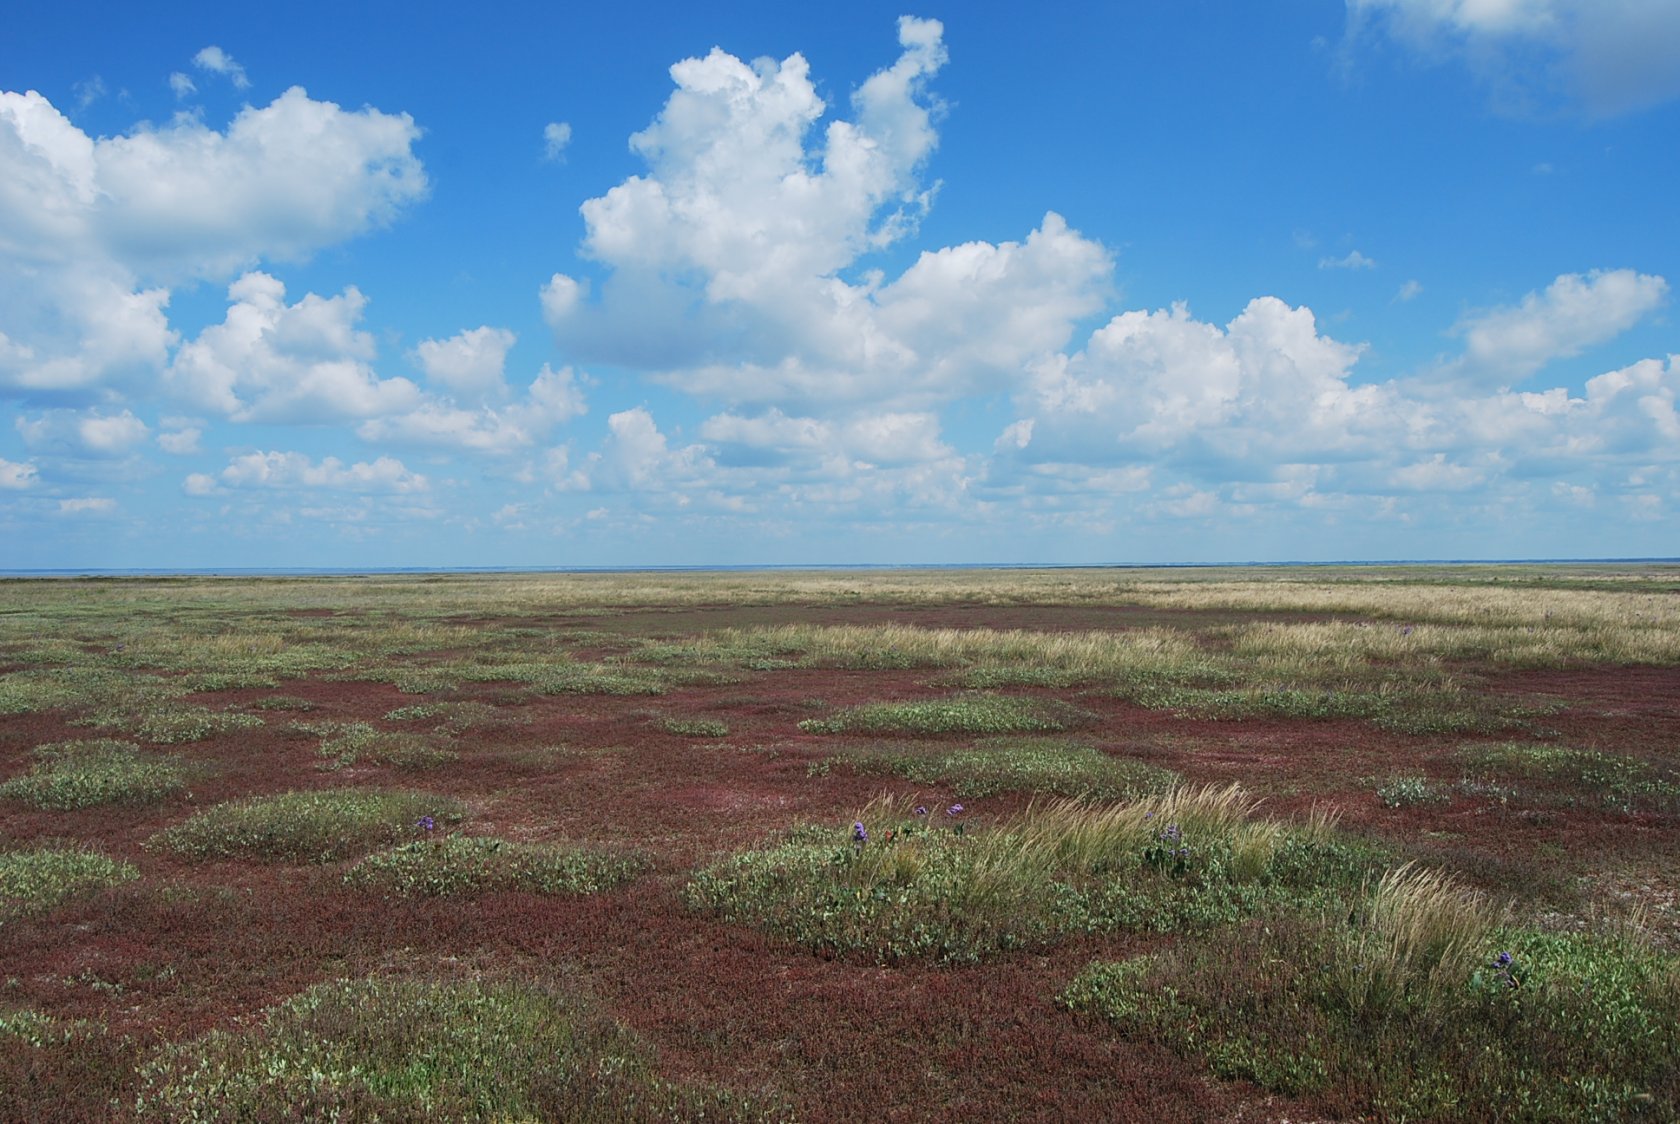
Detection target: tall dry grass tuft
<box><xmin>1332</xmin><ymin>862</ymin><xmax>1494</xmax><ymax>1019</ymax></box>
<box><xmin>1003</xmin><ymin>783</ymin><xmax>1261</xmax><ymax>873</ymax></box>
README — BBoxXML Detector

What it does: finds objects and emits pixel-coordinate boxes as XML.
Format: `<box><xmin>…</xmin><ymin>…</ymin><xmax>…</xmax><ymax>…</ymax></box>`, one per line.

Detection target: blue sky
<box><xmin>2</xmin><ymin>0</ymin><xmax>1677</xmax><ymax>569</ymax></box>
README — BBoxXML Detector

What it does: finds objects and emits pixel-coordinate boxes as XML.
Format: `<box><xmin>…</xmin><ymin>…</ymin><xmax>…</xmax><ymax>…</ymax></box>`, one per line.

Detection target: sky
<box><xmin>2</xmin><ymin>0</ymin><xmax>1677</xmax><ymax>570</ymax></box>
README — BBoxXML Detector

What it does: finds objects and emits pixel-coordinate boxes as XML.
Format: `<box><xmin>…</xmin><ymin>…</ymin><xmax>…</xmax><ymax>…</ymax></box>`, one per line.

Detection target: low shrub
<box><xmin>1459</xmin><ymin>741</ymin><xmax>1680</xmax><ymax>814</ymax></box>
<box><xmin>133</xmin><ymin>974</ymin><xmax>785</xmax><ymax>1122</ymax></box>
<box><xmin>1063</xmin><ymin>886</ymin><xmax>1680</xmax><ymax>1122</ymax></box>
<box><xmin>148</xmin><ymin>789</ymin><xmax>464</xmax><ymax>863</ymax></box>
<box><xmin>1374</xmin><ymin>775</ymin><xmax>1450</xmax><ymax>809</ymax></box>
<box><xmin>131</xmin><ymin>705</ymin><xmax>265</xmax><ymax>745</ymax></box>
<box><xmin>799</xmin><ymin>693</ymin><xmax>1095</xmax><ymax>737</ymax></box>
<box><xmin>0</xmin><ymin>846</ymin><xmax>139</xmax><ymax>916</ymax></box>
<box><xmin>293</xmin><ymin>720</ymin><xmax>458</xmax><ymax>771</ymax></box>
<box><xmin>344</xmin><ymin>835</ymin><xmax>645</xmax><ymax>898</ymax></box>
<box><xmin>686</xmin><ymin>787</ymin><xmax>1374</xmax><ymax>964</ymax></box>
<box><xmin>0</xmin><ymin>739</ymin><xmax>189</xmax><ymax>809</ymax></box>
<box><xmin>661</xmin><ymin>717</ymin><xmax>729</xmax><ymax>738</ymax></box>
<box><xmin>823</xmin><ymin>737</ymin><xmax>1179</xmax><ymax>800</ymax></box>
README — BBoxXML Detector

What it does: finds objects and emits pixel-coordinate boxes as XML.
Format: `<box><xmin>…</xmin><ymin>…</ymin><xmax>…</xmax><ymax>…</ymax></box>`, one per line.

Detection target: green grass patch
<box><xmin>1062</xmin><ymin>870</ymin><xmax>1680</xmax><ymax>1122</ymax></box>
<box><xmin>820</xmin><ymin>737</ymin><xmax>1179</xmax><ymax>800</ymax></box>
<box><xmin>147</xmin><ymin>789</ymin><xmax>464</xmax><ymax>863</ymax></box>
<box><xmin>686</xmin><ymin>788</ymin><xmax>1373</xmax><ymax>964</ymax></box>
<box><xmin>1459</xmin><ymin>741</ymin><xmax>1680</xmax><ymax>814</ymax></box>
<box><xmin>344</xmin><ymin>835</ymin><xmax>645</xmax><ymax>898</ymax></box>
<box><xmin>247</xmin><ymin>695</ymin><xmax>316</xmax><ymax>711</ymax></box>
<box><xmin>456</xmin><ymin>659</ymin><xmax>666</xmax><ymax>696</ymax></box>
<box><xmin>1373</xmin><ymin>775</ymin><xmax>1451</xmax><ymax>809</ymax></box>
<box><xmin>383</xmin><ymin>700</ymin><xmax>517</xmax><ymax>733</ymax></box>
<box><xmin>133</xmin><ymin>974</ymin><xmax>782</xmax><ymax>1122</ymax></box>
<box><xmin>291</xmin><ymin>720</ymin><xmax>458</xmax><ymax>771</ymax></box>
<box><xmin>129</xmin><ymin>704</ymin><xmax>265</xmax><ymax>745</ymax></box>
<box><xmin>1</xmin><ymin>846</ymin><xmax>139</xmax><ymax>916</ymax></box>
<box><xmin>799</xmin><ymin>693</ymin><xmax>1095</xmax><ymax>737</ymax></box>
<box><xmin>0</xmin><ymin>739</ymin><xmax>190</xmax><ymax>809</ymax></box>
<box><xmin>661</xmin><ymin>717</ymin><xmax>729</xmax><ymax>738</ymax></box>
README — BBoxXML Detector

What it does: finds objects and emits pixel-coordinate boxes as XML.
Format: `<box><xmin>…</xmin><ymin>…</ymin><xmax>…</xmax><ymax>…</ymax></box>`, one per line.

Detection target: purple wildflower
<box><xmin>913</xmin><ymin>806</ymin><xmax>928</xmax><ymax>817</ymax></box>
<box><xmin>946</xmin><ymin>804</ymin><xmax>964</xmax><ymax>816</ymax></box>
<box><xmin>852</xmin><ymin>821</ymin><xmax>868</xmax><ymax>844</ymax></box>
<box><xmin>417</xmin><ymin>815</ymin><xmax>436</xmax><ymax>833</ymax></box>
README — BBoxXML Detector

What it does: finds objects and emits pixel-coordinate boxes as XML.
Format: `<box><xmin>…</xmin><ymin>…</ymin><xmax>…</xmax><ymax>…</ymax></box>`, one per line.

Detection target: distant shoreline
<box><xmin>2</xmin><ymin>558</ymin><xmax>1677</xmax><ymax>579</ymax></box>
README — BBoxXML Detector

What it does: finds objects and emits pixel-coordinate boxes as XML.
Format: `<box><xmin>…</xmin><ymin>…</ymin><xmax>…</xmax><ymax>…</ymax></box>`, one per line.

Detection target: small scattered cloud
<box><xmin>58</xmin><ymin>496</ymin><xmax>116</xmax><ymax>515</ymax></box>
<box><xmin>1396</xmin><ymin>279</ymin><xmax>1423</xmax><ymax>301</ymax></box>
<box><xmin>168</xmin><ymin>72</ymin><xmax>196</xmax><ymax>99</ymax></box>
<box><xmin>193</xmin><ymin>46</ymin><xmax>250</xmax><ymax>90</ymax></box>
<box><xmin>0</xmin><ymin>456</ymin><xmax>37</xmax><ymax>489</ymax></box>
<box><xmin>16</xmin><ymin>408</ymin><xmax>150</xmax><ymax>457</ymax></box>
<box><xmin>1451</xmin><ymin>268</ymin><xmax>1668</xmax><ymax>385</ymax></box>
<box><xmin>202</xmin><ymin>450</ymin><xmax>428</xmax><ymax>493</ymax></box>
<box><xmin>357</xmin><ymin>363</ymin><xmax>587</xmax><ymax>454</ymax></box>
<box><xmin>1319</xmin><ymin>249</ymin><xmax>1377</xmax><ymax>270</ymax></box>
<box><xmin>1345</xmin><ymin>0</ymin><xmax>1680</xmax><ymax>116</ymax></box>
<box><xmin>157</xmin><ymin>424</ymin><xmax>201</xmax><ymax>454</ymax></box>
<box><xmin>411</xmin><ymin>326</ymin><xmax>516</xmax><ymax>400</ymax></box>
<box><xmin>73</xmin><ymin>76</ymin><xmax>106</xmax><ymax>110</ymax></box>
<box><xmin>543</xmin><ymin>121</ymin><xmax>572</xmax><ymax>161</ymax></box>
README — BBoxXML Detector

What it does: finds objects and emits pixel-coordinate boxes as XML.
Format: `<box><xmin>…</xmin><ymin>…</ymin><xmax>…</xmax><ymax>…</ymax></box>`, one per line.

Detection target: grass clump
<box><xmin>133</xmin><ymin>974</ymin><xmax>783</xmax><ymax>1122</ymax></box>
<box><xmin>246</xmin><ymin>694</ymin><xmax>316</xmax><ymax>711</ymax></box>
<box><xmin>293</xmin><ymin>720</ymin><xmax>458</xmax><ymax>771</ymax></box>
<box><xmin>661</xmin><ymin>717</ymin><xmax>729</xmax><ymax>738</ymax></box>
<box><xmin>131</xmin><ymin>705</ymin><xmax>265</xmax><ymax>745</ymax></box>
<box><xmin>148</xmin><ymin>789</ymin><xmax>464</xmax><ymax>863</ymax></box>
<box><xmin>1374</xmin><ymin>775</ymin><xmax>1450</xmax><ymax>809</ymax></box>
<box><xmin>799</xmin><ymin>693</ymin><xmax>1094</xmax><ymax>737</ymax></box>
<box><xmin>1459</xmin><ymin>741</ymin><xmax>1680</xmax><ymax>814</ymax></box>
<box><xmin>686</xmin><ymin>787</ymin><xmax>1372</xmax><ymax>964</ymax></box>
<box><xmin>0</xmin><ymin>846</ymin><xmax>138</xmax><ymax>916</ymax></box>
<box><xmin>822</xmin><ymin>737</ymin><xmax>1179</xmax><ymax>800</ymax></box>
<box><xmin>0</xmin><ymin>739</ymin><xmax>189</xmax><ymax>809</ymax></box>
<box><xmin>1062</xmin><ymin>869</ymin><xmax>1680</xmax><ymax>1122</ymax></box>
<box><xmin>460</xmin><ymin>659</ymin><xmax>666</xmax><ymax>696</ymax></box>
<box><xmin>344</xmin><ymin>835</ymin><xmax>645</xmax><ymax>898</ymax></box>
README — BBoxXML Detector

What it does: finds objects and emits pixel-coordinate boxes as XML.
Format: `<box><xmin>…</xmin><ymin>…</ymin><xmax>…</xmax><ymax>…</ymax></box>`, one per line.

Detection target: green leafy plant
<box><xmin>799</xmin><ymin>693</ymin><xmax>1095</xmax><ymax>737</ymax></box>
<box><xmin>147</xmin><ymin>789</ymin><xmax>465</xmax><ymax>863</ymax></box>
<box><xmin>133</xmin><ymin>974</ymin><xmax>784</xmax><ymax>1122</ymax></box>
<box><xmin>1374</xmin><ymin>775</ymin><xmax>1449</xmax><ymax>809</ymax></box>
<box><xmin>687</xmin><ymin>787</ymin><xmax>1372</xmax><ymax>964</ymax></box>
<box><xmin>661</xmin><ymin>717</ymin><xmax>729</xmax><ymax>738</ymax></box>
<box><xmin>1</xmin><ymin>846</ymin><xmax>138</xmax><ymax>916</ymax></box>
<box><xmin>821</xmin><ymin>737</ymin><xmax>1179</xmax><ymax>800</ymax></box>
<box><xmin>344</xmin><ymin>834</ymin><xmax>645</xmax><ymax>898</ymax></box>
<box><xmin>0</xmin><ymin>739</ymin><xmax>190</xmax><ymax>809</ymax></box>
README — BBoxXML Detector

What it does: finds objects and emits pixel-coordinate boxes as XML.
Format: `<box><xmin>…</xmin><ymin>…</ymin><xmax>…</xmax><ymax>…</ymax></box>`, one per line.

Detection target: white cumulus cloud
<box><xmin>206</xmin><ymin>450</ymin><xmax>428</xmax><ymax>493</ymax></box>
<box><xmin>168</xmin><ymin>271</ymin><xmax>421</xmax><ymax>423</ymax></box>
<box><xmin>411</xmin><ymin>326</ymin><xmax>516</xmax><ymax>400</ymax></box>
<box><xmin>358</xmin><ymin>364</ymin><xmax>587</xmax><ymax>454</ymax></box>
<box><xmin>0</xmin><ymin>83</ymin><xmax>426</xmax><ymax>395</ymax></box>
<box><xmin>16</xmin><ymin>407</ymin><xmax>150</xmax><ymax>457</ymax></box>
<box><xmin>1450</xmin><ymin>268</ymin><xmax>1668</xmax><ymax>386</ymax></box>
<box><xmin>548</xmin><ymin>18</ymin><xmax>1111</xmax><ymax>413</ymax></box>
<box><xmin>193</xmin><ymin>46</ymin><xmax>250</xmax><ymax>90</ymax></box>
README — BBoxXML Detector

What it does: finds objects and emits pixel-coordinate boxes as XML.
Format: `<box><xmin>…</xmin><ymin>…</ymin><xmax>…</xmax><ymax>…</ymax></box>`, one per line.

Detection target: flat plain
<box><xmin>1</xmin><ymin>565</ymin><xmax>1677</xmax><ymax>1122</ymax></box>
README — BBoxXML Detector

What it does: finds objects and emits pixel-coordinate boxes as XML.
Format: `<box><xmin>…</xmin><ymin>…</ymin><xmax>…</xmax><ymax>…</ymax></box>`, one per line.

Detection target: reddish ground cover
<box><xmin>3</xmin><ymin>598</ymin><xmax>1677</xmax><ymax>1122</ymax></box>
